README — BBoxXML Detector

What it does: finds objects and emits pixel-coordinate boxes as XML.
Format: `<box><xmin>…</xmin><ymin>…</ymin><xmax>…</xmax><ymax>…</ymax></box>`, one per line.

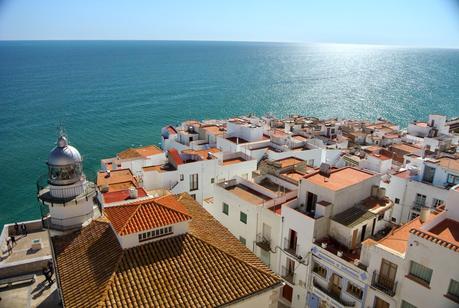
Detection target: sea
<box><xmin>0</xmin><ymin>40</ymin><xmax>458</xmax><ymax>227</ymax></box>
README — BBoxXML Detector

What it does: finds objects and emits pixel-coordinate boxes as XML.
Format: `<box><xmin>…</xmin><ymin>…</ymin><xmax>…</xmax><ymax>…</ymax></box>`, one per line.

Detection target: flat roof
<box><xmin>258</xmin><ymin>178</ymin><xmax>292</xmax><ymax>195</ymax></box>
<box><xmin>182</xmin><ymin>148</ymin><xmax>220</xmax><ymax>160</ymax></box>
<box><xmin>275</xmin><ymin>157</ymin><xmax>304</xmax><ymax>168</ymax></box>
<box><xmin>222</xmin><ymin>157</ymin><xmax>246</xmax><ymax>166</ymax></box>
<box><xmin>437</xmin><ymin>157</ymin><xmax>459</xmax><ymax>173</ymax></box>
<box><xmin>226</xmin><ymin>136</ymin><xmax>249</xmax><ymax>144</ymax></box>
<box><xmin>226</xmin><ymin>184</ymin><xmax>272</xmax><ymax>205</ymax></box>
<box><xmin>97</xmin><ymin>169</ymin><xmax>139</xmax><ymax>191</ymax></box>
<box><xmin>304</xmin><ymin>167</ymin><xmax>376</xmax><ymax>191</ymax></box>
<box><xmin>117</xmin><ymin>145</ymin><xmax>162</xmax><ymax>159</ymax></box>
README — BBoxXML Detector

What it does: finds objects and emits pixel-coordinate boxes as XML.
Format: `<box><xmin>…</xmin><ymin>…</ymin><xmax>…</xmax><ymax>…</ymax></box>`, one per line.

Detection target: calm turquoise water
<box><xmin>0</xmin><ymin>41</ymin><xmax>458</xmax><ymax>226</ymax></box>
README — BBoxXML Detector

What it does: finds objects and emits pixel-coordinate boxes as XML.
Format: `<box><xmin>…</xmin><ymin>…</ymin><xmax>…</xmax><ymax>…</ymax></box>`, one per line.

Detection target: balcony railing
<box><xmin>281</xmin><ymin>266</ymin><xmax>296</xmax><ymax>285</ymax></box>
<box><xmin>256</xmin><ymin>234</ymin><xmax>271</xmax><ymax>251</ymax></box>
<box><xmin>284</xmin><ymin>237</ymin><xmax>299</xmax><ymax>256</ymax></box>
<box><xmin>313</xmin><ymin>278</ymin><xmax>355</xmax><ymax>307</ymax></box>
<box><xmin>412</xmin><ymin>201</ymin><xmax>426</xmax><ymax>212</ymax></box>
<box><xmin>371</xmin><ymin>271</ymin><xmax>397</xmax><ymax>296</ymax></box>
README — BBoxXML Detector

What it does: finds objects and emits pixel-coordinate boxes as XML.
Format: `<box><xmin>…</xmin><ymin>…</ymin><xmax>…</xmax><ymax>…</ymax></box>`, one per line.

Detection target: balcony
<box><xmin>283</xmin><ymin>237</ymin><xmax>299</xmax><ymax>256</ymax></box>
<box><xmin>281</xmin><ymin>266</ymin><xmax>296</xmax><ymax>285</ymax></box>
<box><xmin>312</xmin><ymin>278</ymin><xmax>355</xmax><ymax>307</ymax></box>
<box><xmin>371</xmin><ymin>271</ymin><xmax>397</xmax><ymax>296</ymax></box>
<box><xmin>256</xmin><ymin>234</ymin><xmax>271</xmax><ymax>251</ymax></box>
<box><xmin>412</xmin><ymin>201</ymin><xmax>426</xmax><ymax>212</ymax></box>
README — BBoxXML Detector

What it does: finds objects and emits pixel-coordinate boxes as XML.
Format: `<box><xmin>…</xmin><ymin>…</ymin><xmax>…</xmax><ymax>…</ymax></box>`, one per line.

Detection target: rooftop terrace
<box><xmin>226</xmin><ymin>183</ymin><xmax>272</xmax><ymax>205</ymax></box>
<box><xmin>304</xmin><ymin>167</ymin><xmax>376</xmax><ymax>191</ymax></box>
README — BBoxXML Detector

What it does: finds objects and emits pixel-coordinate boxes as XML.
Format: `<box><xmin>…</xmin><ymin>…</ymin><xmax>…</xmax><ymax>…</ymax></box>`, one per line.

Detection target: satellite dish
<box><xmin>319</xmin><ymin>163</ymin><xmax>331</xmax><ymax>180</ymax></box>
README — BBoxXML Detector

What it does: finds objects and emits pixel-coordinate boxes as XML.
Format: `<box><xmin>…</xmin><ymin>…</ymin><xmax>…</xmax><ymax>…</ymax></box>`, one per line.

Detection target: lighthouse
<box><xmin>37</xmin><ymin>132</ymin><xmax>99</xmax><ymax>231</ymax></box>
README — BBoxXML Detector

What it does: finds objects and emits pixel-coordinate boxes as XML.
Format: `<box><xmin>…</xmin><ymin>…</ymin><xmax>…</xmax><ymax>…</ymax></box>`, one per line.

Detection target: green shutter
<box><xmin>448</xmin><ymin>279</ymin><xmax>459</xmax><ymax>297</ymax></box>
<box><xmin>409</xmin><ymin>261</ymin><xmax>433</xmax><ymax>284</ymax></box>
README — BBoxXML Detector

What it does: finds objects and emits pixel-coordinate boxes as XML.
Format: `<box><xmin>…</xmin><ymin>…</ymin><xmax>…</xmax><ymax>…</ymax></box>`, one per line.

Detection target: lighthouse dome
<box><xmin>47</xmin><ymin>135</ymin><xmax>83</xmax><ymax>185</ymax></box>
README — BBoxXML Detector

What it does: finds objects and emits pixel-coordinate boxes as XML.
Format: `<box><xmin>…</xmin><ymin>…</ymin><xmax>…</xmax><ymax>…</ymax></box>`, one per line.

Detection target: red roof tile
<box><xmin>104</xmin><ymin>195</ymin><xmax>191</xmax><ymax>235</ymax></box>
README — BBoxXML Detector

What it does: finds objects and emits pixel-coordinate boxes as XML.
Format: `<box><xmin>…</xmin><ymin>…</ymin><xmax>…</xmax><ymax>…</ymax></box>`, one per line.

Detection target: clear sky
<box><xmin>0</xmin><ymin>0</ymin><xmax>458</xmax><ymax>47</ymax></box>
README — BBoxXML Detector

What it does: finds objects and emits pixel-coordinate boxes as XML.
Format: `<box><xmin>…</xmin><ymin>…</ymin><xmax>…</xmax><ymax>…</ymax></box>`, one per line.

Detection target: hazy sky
<box><xmin>0</xmin><ymin>0</ymin><xmax>458</xmax><ymax>47</ymax></box>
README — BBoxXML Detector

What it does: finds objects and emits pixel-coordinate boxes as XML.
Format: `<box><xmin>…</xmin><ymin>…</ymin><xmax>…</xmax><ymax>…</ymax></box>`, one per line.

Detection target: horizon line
<box><xmin>0</xmin><ymin>38</ymin><xmax>458</xmax><ymax>50</ymax></box>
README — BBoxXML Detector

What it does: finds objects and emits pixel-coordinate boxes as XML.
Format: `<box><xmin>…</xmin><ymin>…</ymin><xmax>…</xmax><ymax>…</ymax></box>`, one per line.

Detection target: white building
<box><xmin>210</xmin><ymin>175</ymin><xmax>297</xmax><ymax>274</ymax></box>
<box><xmin>385</xmin><ymin>155</ymin><xmax>459</xmax><ymax>224</ymax></box>
<box><xmin>141</xmin><ymin>148</ymin><xmax>258</xmax><ymax>204</ymax></box>
<box><xmin>359</xmin><ymin>185</ymin><xmax>459</xmax><ymax>308</ymax></box>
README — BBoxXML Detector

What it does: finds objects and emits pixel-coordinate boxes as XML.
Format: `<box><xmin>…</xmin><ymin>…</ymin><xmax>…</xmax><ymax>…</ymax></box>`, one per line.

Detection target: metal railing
<box><xmin>313</xmin><ymin>278</ymin><xmax>355</xmax><ymax>307</ymax></box>
<box><xmin>36</xmin><ymin>174</ymin><xmax>97</xmax><ymax>204</ymax></box>
<box><xmin>412</xmin><ymin>201</ymin><xmax>426</xmax><ymax>212</ymax></box>
<box><xmin>371</xmin><ymin>271</ymin><xmax>397</xmax><ymax>296</ymax></box>
<box><xmin>256</xmin><ymin>234</ymin><xmax>271</xmax><ymax>251</ymax></box>
<box><xmin>281</xmin><ymin>266</ymin><xmax>296</xmax><ymax>285</ymax></box>
<box><xmin>283</xmin><ymin>237</ymin><xmax>299</xmax><ymax>256</ymax></box>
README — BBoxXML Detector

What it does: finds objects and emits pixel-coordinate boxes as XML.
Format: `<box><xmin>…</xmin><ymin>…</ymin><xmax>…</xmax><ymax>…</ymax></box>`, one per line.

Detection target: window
<box><xmin>210</xmin><ymin>178</ymin><xmax>215</xmax><ymax>184</ymax></box>
<box><xmin>410</xmin><ymin>212</ymin><xmax>419</xmax><ymax>220</ymax></box>
<box><xmin>447</xmin><ymin>279</ymin><xmax>459</xmax><ymax>301</ymax></box>
<box><xmin>222</xmin><ymin>203</ymin><xmax>229</xmax><ymax>215</ymax></box>
<box><xmin>312</xmin><ymin>263</ymin><xmax>327</xmax><ymax>278</ymax></box>
<box><xmin>180</xmin><ymin>174</ymin><xmax>184</xmax><ymax>181</ymax></box>
<box><xmin>415</xmin><ymin>194</ymin><xmax>426</xmax><ymax>207</ymax></box>
<box><xmin>373</xmin><ymin>296</ymin><xmax>389</xmax><ymax>308</ymax></box>
<box><xmin>346</xmin><ymin>282</ymin><xmax>363</xmax><ymax>299</ymax></box>
<box><xmin>240</xmin><ymin>211</ymin><xmax>247</xmax><ymax>224</ymax></box>
<box><xmin>409</xmin><ymin>261</ymin><xmax>433</xmax><ymax>285</ymax></box>
<box><xmin>260</xmin><ymin>249</ymin><xmax>270</xmax><ymax>266</ymax></box>
<box><xmin>447</xmin><ymin>174</ymin><xmax>459</xmax><ymax>185</ymax></box>
<box><xmin>391</xmin><ymin>217</ymin><xmax>397</xmax><ymax>223</ymax></box>
<box><xmin>239</xmin><ymin>236</ymin><xmax>246</xmax><ymax>245</ymax></box>
<box><xmin>432</xmin><ymin>198</ymin><xmax>443</xmax><ymax>208</ymax></box>
<box><xmin>395</xmin><ymin>198</ymin><xmax>400</xmax><ymax>204</ymax></box>
<box><xmin>190</xmin><ymin>194</ymin><xmax>196</xmax><ymax>200</ymax></box>
<box><xmin>401</xmin><ymin>300</ymin><xmax>416</xmax><ymax>308</ymax></box>
<box><xmin>138</xmin><ymin>226</ymin><xmax>173</xmax><ymax>242</ymax></box>
<box><xmin>378</xmin><ymin>213</ymin><xmax>384</xmax><ymax>221</ymax></box>
<box><xmin>189</xmin><ymin>173</ymin><xmax>198</xmax><ymax>191</ymax></box>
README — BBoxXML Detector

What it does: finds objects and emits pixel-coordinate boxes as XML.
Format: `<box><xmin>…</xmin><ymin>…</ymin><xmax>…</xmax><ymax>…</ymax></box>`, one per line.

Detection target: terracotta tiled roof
<box><xmin>52</xmin><ymin>218</ymin><xmax>123</xmax><ymax>308</ymax></box>
<box><xmin>104</xmin><ymin>195</ymin><xmax>191</xmax><ymax>235</ymax></box>
<box><xmin>117</xmin><ymin>145</ymin><xmax>162</xmax><ymax>159</ymax></box>
<box><xmin>372</xmin><ymin>209</ymin><xmax>441</xmax><ymax>254</ymax></box>
<box><xmin>410</xmin><ymin>218</ymin><xmax>459</xmax><ymax>252</ymax></box>
<box><xmin>52</xmin><ymin>194</ymin><xmax>282</xmax><ymax>308</ymax></box>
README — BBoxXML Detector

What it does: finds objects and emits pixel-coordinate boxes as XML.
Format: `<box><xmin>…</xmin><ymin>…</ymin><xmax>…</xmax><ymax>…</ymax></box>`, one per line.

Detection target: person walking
<box><xmin>14</xmin><ymin>222</ymin><xmax>19</xmax><ymax>236</ymax></box>
<box><xmin>10</xmin><ymin>235</ymin><xmax>16</xmax><ymax>247</ymax></box>
<box><xmin>21</xmin><ymin>223</ymin><xmax>27</xmax><ymax>236</ymax></box>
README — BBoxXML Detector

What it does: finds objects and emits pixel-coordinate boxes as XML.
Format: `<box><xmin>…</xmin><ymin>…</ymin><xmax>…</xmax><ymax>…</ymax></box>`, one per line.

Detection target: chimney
<box><xmin>420</xmin><ymin>206</ymin><xmax>430</xmax><ymax>223</ymax></box>
<box><xmin>129</xmin><ymin>187</ymin><xmax>138</xmax><ymax>199</ymax></box>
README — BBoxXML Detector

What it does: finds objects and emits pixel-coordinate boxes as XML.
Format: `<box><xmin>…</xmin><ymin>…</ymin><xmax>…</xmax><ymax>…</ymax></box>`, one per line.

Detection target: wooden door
<box><xmin>282</xmin><ymin>284</ymin><xmax>293</xmax><ymax>302</ymax></box>
<box><xmin>329</xmin><ymin>273</ymin><xmax>342</xmax><ymax>297</ymax></box>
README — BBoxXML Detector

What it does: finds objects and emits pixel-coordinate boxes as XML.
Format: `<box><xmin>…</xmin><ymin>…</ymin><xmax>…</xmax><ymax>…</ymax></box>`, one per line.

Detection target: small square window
<box><xmin>391</xmin><ymin>217</ymin><xmax>397</xmax><ymax>223</ymax></box>
<box><xmin>395</xmin><ymin>198</ymin><xmax>400</xmax><ymax>204</ymax></box>
<box><xmin>240</xmin><ymin>211</ymin><xmax>247</xmax><ymax>224</ymax></box>
<box><xmin>378</xmin><ymin>213</ymin><xmax>384</xmax><ymax>221</ymax></box>
<box><xmin>211</xmin><ymin>178</ymin><xmax>215</xmax><ymax>184</ymax></box>
<box><xmin>401</xmin><ymin>300</ymin><xmax>417</xmax><ymax>308</ymax></box>
<box><xmin>239</xmin><ymin>236</ymin><xmax>246</xmax><ymax>245</ymax></box>
<box><xmin>222</xmin><ymin>203</ymin><xmax>229</xmax><ymax>215</ymax></box>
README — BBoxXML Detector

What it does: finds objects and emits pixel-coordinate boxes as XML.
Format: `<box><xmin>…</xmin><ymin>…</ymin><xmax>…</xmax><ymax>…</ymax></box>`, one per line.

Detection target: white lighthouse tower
<box><xmin>37</xmin><ymin>132</ymin><xmax>99</xmax><ymax>231</ymax></box>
